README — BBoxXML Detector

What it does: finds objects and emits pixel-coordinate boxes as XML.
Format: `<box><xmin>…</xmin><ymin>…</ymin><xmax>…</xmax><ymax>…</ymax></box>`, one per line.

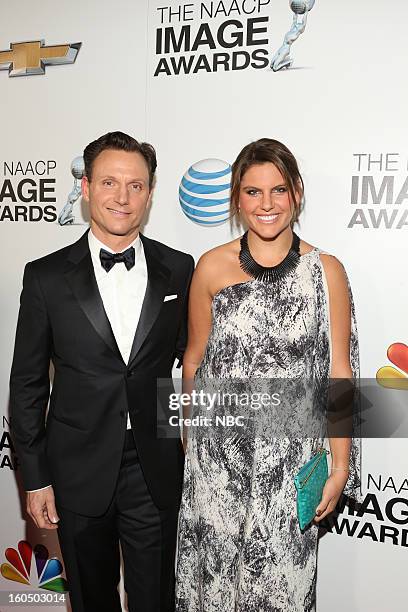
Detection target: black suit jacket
<box><xmin>9</xmin><ymin>230</ymin><xmax>194</xmax><ymax>516</ymax></box>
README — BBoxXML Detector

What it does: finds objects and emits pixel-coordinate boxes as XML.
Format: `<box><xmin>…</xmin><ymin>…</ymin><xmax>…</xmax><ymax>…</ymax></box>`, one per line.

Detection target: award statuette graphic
<box><xmin>271</xmin><ymin>0</ymin><xmax>316</xmax><ymax>72</ymax></box>
<box><xmin>58</xmin><ymin>156</ymin><xmax>85</xmax><ymax>225</ymax></box>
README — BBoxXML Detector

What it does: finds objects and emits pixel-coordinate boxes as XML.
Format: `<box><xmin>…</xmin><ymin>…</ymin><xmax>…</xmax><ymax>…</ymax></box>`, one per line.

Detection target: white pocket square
<box><xmin>164</xmin><ymin>294</ymin><xmax>178</xmax><ymax>302</ymax></box>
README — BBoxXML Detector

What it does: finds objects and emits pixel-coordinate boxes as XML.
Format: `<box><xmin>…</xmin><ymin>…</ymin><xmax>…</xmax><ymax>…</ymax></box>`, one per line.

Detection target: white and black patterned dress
<box><xmin>175</xmin><ymin>247</ymin><xmax>362</xmax><ymax>612</ymax></box>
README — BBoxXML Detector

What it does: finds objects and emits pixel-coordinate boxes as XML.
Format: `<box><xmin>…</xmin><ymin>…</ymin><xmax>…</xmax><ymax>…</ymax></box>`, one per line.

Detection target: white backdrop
<box><xmin>1</xmin><ymin>1</ymin><xmax>407</xmax><ymax>610</ymax></box>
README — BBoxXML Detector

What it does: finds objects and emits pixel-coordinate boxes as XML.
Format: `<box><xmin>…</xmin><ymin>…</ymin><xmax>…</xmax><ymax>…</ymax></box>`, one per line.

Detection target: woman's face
<box><xmin>238</xmin><ymin>162</ymin><xmax>299</xmax><ymax>239</ymax></box>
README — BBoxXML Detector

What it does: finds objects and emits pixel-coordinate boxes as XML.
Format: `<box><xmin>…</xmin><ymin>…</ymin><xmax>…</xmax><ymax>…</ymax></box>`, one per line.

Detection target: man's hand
<box><xmin>27</xmin><ymin>487</ymin><xmax>60</xmax><ymax>530</ymax></box>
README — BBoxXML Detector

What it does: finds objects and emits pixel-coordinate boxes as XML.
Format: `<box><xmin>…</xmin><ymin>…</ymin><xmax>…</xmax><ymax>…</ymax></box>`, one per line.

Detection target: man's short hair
<box><xmin>83</xmin><ymin>131</ymin><xmax>157</xmax><ymax>189</ymax></box>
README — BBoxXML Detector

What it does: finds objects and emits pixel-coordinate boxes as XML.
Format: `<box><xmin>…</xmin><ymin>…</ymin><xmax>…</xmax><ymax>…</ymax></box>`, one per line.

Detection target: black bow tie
<box><xmin>99</xmin><ymin>246</ymin><xmax>135</xmax><ymax>272</ymax></box>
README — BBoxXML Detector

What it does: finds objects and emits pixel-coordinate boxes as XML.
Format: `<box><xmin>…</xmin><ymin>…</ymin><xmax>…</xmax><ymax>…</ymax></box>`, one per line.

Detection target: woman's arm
<box><xmin>314</xmin><ymin>254</ymin><xmax>354</xmax><ymax>521</ymax></box>
<box><xmin>182</xmin><ymin>252</ymin><xmax>215</xmax><ymax>379</ymax></box>
<box><xmin>181</xmin><ymin>253</ymin><xmax>216</xmax><ymax>448</ymax></box>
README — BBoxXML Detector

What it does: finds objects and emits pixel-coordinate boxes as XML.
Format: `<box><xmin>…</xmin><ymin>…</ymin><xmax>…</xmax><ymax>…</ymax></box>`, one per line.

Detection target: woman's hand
<box><xmin>313</xmin><ymin>471</ymin><xmax>349</xmax><ymax>523</ymax></box>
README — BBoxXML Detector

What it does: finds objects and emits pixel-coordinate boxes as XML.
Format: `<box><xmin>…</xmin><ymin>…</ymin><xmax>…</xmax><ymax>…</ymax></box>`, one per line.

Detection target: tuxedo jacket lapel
<box><xmin>128</xmin><ymin>233</ymin><xmax>171</xmax><ymax>367</ymax></box>
<box><xmin>64</xmin><ymin>231</ymin><xmax>124</xmax><ymax>363</ymax></box>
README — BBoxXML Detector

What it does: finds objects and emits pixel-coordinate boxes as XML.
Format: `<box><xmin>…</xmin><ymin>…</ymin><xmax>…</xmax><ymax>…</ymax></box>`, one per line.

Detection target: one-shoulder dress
<box><xmin>175</xmin><ymin>247</ymin><xmax>362</xmax><ymax>612</ymax></box>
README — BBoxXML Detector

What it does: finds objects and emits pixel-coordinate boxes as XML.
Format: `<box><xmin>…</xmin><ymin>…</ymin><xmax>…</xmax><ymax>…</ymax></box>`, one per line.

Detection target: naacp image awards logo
<box><xmin>153</xmin><ymin>0</ymin><xmax>316</xmax><ymax>76</ymax></box>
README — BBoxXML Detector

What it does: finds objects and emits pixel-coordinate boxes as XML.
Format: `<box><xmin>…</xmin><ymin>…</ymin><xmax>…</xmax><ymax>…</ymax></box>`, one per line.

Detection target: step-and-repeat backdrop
<box><xmin>1</xmin><ymin>1</ymin><xmax>407</xmax><ymax>610</ymax></box>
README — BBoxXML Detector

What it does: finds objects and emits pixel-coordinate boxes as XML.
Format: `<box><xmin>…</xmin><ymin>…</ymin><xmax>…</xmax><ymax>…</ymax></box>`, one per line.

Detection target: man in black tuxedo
<box><xmin>10</xmin><ymin>131</ymin><xmax>194</xmax><ymax>612</ymax></box>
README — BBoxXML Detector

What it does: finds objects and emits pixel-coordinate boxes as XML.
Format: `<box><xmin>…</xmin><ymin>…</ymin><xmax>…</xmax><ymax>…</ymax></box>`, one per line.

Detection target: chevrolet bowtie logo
<box><xmin>0</xmin><ymin>40</ymin><xmax>81</xmax><ymax>77</ymax></box>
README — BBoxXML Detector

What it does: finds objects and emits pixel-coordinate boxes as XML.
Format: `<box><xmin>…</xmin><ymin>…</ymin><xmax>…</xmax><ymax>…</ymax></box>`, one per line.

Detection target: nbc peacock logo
<box><xmin>1</xmin><ymin>540</ymin><xmax>67</xmax><ymax>592</ymax></box>
<box><xmin>376</xmin><ymin>342</ymin><xmax>408</xmax><ymax>390</ymax></box>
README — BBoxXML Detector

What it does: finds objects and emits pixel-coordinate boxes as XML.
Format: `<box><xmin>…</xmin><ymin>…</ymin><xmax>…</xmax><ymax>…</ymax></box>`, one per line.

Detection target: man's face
<box><xmin>82</xmin><ymin>148</ymin><xmax>152</xmax><ymax>240</ymax></box>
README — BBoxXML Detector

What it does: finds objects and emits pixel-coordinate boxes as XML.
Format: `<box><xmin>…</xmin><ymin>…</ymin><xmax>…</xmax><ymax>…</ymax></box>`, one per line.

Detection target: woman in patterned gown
<box><xmin>175</xmin><ymin>138</ymin><xmax>362</xmax><ymax>612</ymax></box>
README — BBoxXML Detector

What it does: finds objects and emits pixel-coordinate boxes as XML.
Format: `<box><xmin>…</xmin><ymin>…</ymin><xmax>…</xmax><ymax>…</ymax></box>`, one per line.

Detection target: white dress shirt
<box><xmin>88</xmin><ymin>229</ymin><xmax>148</xmax><ymax>429</ymax></box>
<box><xmin>28</xmin><ymin>230</ymin><xmax>147</xmax><ymax>492</ymax></box>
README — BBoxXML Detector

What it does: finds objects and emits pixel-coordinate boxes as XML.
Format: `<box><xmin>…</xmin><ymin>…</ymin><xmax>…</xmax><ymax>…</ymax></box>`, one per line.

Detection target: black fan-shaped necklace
<box><xmin>239</xmin><ymin>231</ymin><xmax>301</xmax><ymax>282</ymax></box>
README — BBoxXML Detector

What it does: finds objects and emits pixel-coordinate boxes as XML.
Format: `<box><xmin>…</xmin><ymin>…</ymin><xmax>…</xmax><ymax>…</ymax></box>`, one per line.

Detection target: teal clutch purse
<box><xmin>294</xmin><ymin>448</ymin><xmax>330</xmax><ymax>530</ymax></box>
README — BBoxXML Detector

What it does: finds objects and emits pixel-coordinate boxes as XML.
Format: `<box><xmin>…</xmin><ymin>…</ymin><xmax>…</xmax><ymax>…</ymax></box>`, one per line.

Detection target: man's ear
<box><xmin>146</xmin><ymin>187</ymin><xmax>154</xmax><ymax>210</ymax></box>
<box><xmin>81</xmin><ymin>176</ymin><xmax>90</xmax><ymax>201</ymax></box>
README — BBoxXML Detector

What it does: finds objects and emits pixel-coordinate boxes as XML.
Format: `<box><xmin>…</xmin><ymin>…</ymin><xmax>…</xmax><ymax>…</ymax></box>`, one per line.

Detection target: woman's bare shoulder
<box><xmin>196</xmin><ymin>238</ymin><xmax>241</xmax><ymax>271</ymax></box>
<box><xmin>193</xmin><ymin>238</ymin><xmax>243</xmax><ymax>295</ymax></box>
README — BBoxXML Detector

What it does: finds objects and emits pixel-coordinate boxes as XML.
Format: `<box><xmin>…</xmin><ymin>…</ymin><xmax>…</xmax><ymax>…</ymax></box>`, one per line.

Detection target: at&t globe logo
<box><xmin>179</xmin><ymin>159</ymin><xmax>231</xmax><ymax>226</ymax></box>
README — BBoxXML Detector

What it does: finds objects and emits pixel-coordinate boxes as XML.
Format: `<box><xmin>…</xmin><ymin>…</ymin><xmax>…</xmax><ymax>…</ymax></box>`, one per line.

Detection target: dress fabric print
<box><xmin>175</xmin><ymin>248</ymin><xmax>362</xmax><ymax>612</ymax></box>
